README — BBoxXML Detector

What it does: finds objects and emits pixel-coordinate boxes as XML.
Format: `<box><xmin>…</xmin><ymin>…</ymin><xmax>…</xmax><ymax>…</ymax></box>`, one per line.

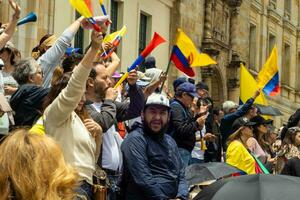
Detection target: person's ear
<box><xmin>87</xmin><ymin>77</ymin><xmax>94</xmax><ymax>88</ymax></box>
<box><xmin>28</xmin><ymin>75</ymin><xmax>35</xmax><ymax>84</ymax></box>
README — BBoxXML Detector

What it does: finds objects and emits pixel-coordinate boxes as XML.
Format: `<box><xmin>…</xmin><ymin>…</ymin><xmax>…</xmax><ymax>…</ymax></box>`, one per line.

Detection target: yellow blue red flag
<box><xmin>170</xmin><ymin>29</ymin><xmax>216</xmax><ymax>77</ymax></box>
<box><xmin>257</xmin><ymin>46</ymin><xmax>280</xmax><ymax>96</ymax></box>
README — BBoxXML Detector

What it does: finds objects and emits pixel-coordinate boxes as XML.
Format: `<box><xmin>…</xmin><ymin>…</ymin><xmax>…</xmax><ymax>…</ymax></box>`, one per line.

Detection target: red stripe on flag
<box><xmin>171</xmin><ymin>52</ymin><xmax>195</xmax><ymax>77</ymax></box>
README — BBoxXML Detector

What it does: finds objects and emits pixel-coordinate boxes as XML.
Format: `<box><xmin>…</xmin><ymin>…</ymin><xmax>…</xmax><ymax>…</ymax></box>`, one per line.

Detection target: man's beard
<box><xmin>94</xmin><ymin>81</ymin><xmax>107</xmax><ymax>101</ymax></box>
<box><xmin>143</xmin><ymin>119</ymin><xmax>169</xmax><ymax>140</ymax></box>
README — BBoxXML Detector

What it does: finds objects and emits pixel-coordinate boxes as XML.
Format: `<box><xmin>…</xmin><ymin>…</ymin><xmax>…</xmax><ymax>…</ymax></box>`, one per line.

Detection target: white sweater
<box><xmin>44</xmin><ymin>64</ymin><xmax>97</xmax><ymax>184</ymax></box>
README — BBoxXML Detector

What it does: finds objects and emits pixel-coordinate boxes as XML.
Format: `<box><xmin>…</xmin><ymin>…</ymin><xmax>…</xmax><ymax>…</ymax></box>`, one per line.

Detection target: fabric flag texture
<box><xmin>101</xmin><ymin>26</ymin><xmax>127</xmax><ymax>59</ymax></box>
<box><xmin>170</xmin><ymin>29</ymin><xmax>216</xmax><ymax>77</ymax></box>
<box><xmin>114</xmin><ymin>32</ymin><xmax>166</xmax><ymax>88</ymax></box>
<box><xmin>69</xmin><ymin>0</ymin><xmax>100</xmax><ymax>31</ymax></box>
<box><xmin>240</xmin><ymin>63</ymin><xmax>267</xmax><ymax>105</ymax></box>
<box><xmin>84</xmin><ymin>0</ymin><xmax>93</xmax><ymax>15</ymax></box>
<box><xmin>257</xmin><ymin>46</ymin><xmax>280</xmax><ymax>96</ymax></box>
<box><xmin>98</xmin><ymin>0</ymin><xmax>107</xmax><ymax>15</ymax></box>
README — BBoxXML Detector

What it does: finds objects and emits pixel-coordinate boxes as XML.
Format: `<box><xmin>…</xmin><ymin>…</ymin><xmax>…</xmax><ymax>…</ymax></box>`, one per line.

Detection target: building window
<box><xmin>268</xmin><ymin>34</ymin><xmax>276</xmax><ymax>57</ymax></box>
<box><xmin>110</xmin><ymin>0</ymin><xmax>118</xmax><ymax>33</ymax></box>
<box><xmin>249</xmin><ymin>24</ymin><xmax>257</xmax><ymax>71</ymax></box>
<box><xmin>282</xmin><ymin>44</ymin><xmax>291</xmax><ymax>86</ymax></box>
<box><xmin>284</xmin><ymin>0</ymin><xmax>291</xmax><ymax>20</ymax></box>
<box><xmin>139</xmin><ymin>13</ymin><xmax>148</xmax><ymax>55</ymax></box>
<box><xmin>74</xmin><ymin>11</ymin><xmax>84</xmax><ymax>51</ymax></box>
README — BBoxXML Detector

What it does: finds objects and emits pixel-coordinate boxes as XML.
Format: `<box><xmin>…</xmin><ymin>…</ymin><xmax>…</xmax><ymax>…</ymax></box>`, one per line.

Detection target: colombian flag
<box><xmin>170</xmin><ymin>29</ymin><xmax>216</xmax><ymax>77</ymax></box>
<box><xmin>257</xmin><ymin>46</ymin><xmax>280</xmax><ymax>96</ymax></box>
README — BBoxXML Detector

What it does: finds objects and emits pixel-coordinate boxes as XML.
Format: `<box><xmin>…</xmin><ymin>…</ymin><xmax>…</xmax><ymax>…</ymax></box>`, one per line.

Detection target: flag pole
<box><xmin>159</xmin><ymin>53</ymin><xmax>172</xmax><ymax>93</ymax></box>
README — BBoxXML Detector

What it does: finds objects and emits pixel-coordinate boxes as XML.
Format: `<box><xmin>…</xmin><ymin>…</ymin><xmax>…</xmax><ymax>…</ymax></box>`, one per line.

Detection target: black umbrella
<box><xmin>194</xmin><ymin>174</ymin><xmax>300</xmax><ymax>200</ymax></box>
<box><xmin>185</xmin><ymin>162</ymin><xmax>244</xmax><ymax>186</ymax></box>
<box><xmin>255</xmin><ymin>104</ymin><xmax>283</xmax><ymax>116</ymax></box>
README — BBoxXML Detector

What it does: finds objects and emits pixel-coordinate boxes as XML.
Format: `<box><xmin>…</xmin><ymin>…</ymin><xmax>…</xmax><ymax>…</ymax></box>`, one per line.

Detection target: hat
<box><xmin>232</xmin><ymin>117</ymin><xmax>256</xmax><ymax>133</ymax></box>
<box><xmin>145</xmin><ymin>93</ymin><xmax>170</xmax><ymax>109</ymax></box>
<box><xmin>196</xmin><ymin>81</ymin><xmax>209</xmax><ymax>91</ymax></box>
<box><xmin>223</xmin><ymin>101</ymin><xmax>238</xmax><ymax>113</ymax></box>
<box><xmin>112</xmin><ymin>71</ymin><xmax>122</xmax><ymax>79</ymax></box>
<box><xmin>144</xmin><ymin>56</ymin><xmax>156</xmax><ymax>69</ymax></box>
<box><xmin>250</xmin><ymin>115</ymin><xmax>273</xmax><ymax>125</ymax></box>
<box><xmin>65</xmin><ymin>47</ymin><xmax>81</xmax><ymax>56</ymax></box>
<box><xmin>173</xmin><ymin>76</ymin><xmax>187</xmax><ymax>91</ymax></box>
<box><xmin>145</xmin><ymin>68</ymin><xmax>162</xmax><ymax>83</ymax></box>
<box><xmin>177</xmin><ymin>82</ymin><xmax>198</xmax><ymax>98</ymax></box>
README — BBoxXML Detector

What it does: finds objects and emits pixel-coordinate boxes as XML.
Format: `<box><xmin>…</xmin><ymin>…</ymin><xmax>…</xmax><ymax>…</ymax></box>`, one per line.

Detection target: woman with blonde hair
<box><xmin>226</xmin><ymin>117</ymin><xmax>257</xmax><ymax>174</ymax></box>
<box><xmin>0</xmin><ymin>129</ymin><xmax>78</xmax><ymax>200</ymax></box>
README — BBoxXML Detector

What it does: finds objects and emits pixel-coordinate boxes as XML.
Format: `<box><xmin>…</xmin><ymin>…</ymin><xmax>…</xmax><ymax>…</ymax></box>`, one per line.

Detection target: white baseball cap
<box><xmin>145</xmin><ymin>93</ymin><xmax>170</xmax><ymax>109</ymax></box>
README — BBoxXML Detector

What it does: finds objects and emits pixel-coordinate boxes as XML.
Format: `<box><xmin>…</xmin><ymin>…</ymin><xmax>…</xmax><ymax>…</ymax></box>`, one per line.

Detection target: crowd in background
<box><xmin>1</xmin><ymin>0</ymin><xmax>300</xmax><ymax>200</ymax></box>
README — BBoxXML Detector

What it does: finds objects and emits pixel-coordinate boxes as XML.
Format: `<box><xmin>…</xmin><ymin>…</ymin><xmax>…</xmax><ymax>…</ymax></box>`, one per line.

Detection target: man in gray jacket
<box><xmin>85</xmin><ymin>61</ymin><xmax>144</xmax><ymax>199</ymax></box>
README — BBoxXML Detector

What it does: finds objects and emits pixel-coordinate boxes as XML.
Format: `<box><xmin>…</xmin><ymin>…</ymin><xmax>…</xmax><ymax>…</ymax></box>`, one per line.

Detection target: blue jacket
<box><xmin>121</xmin><ymin>124</ymin><xmax>188</xmax><ymax>200</ymax></box>
<box><xmin>220</xmin><ymin>97</ymin><xmax>254</xmax><ymax>150</ymax></box>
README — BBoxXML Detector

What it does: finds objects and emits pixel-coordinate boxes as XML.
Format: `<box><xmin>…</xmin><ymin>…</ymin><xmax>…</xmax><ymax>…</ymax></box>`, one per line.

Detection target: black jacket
<box><xmin>85</xmin><ymin>84</ymin><xmax>145</xmax><ymax>132</ymax></box>
<box><xmin>168</xmin><ymin>99</ymin><xmax>200</xmax><ymax>152</ymax></box>
<box><xmin>10</xmin><ymin>84</ymin><xmax>50</xmax><ymax>126</ymax></box>
<box><xmin>121</xmin><ymin>124</ymin><xmax>188</xmax><ymax>200</ymax></box>
<box><xmin>281</xmin><ymin>157</ymin><xmax>300</xmax><ymax>177</ymax></box>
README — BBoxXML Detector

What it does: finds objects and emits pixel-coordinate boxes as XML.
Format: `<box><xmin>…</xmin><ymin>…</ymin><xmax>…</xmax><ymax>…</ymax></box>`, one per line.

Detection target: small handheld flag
<box><xmin>101</xmin><ymin>26</ymin><xmax>127</xmax><ymax>59</ymax></box>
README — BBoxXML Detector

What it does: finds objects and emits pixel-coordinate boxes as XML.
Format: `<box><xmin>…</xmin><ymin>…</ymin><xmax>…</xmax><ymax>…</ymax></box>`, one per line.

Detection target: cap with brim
<box><xmin>136</xmin><ymin>80</ymin><xmax>150</xmax><ymax>87</ymax></box>
<box><xmin>145</xmin><ymin>93</ymin><xmax>170</xmax><ymax>109</ymax></box>
<box><xmin>232</xmin><ymin>117</ymin><xmax>256</xmax><ymax>133</ymax></box>
<box><xmin>250</xmin><ymin>115</ymin><xmax>273</xmax><ymax>125</ymax></box>
<box><xmin>177</xmin><ymin>82</ymin><xmax>198</xmax><ymax>98</ymax></box>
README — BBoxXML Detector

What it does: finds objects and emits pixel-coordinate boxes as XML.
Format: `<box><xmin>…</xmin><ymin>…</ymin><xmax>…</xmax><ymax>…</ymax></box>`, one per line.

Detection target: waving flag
<box><xmin>101</xmin><ymin>26</ymin><xmax>127</xmax><ymax>59</ymax></box>
<box><xmin>98</xmin><ymin>0</ymin><xmax>107</xmax><ymax>15</ymax></box>
<box><xmin>69</xmin><ymin>0</ymin><xmax>101</xmax><ymax>31</ymax></box>
<box><xmin>257</xmin><ymin>46</ymin><xmax>280</xmax><ymax>96</ymax></box>
<box><xmin>170</xmin><ymin>29</ymin><xmax>216</xmax><ymax>77</ymax></box>
<box><xmin>240</xmin><ymin>63</ymin><xmax>267</xmax><ymax>105</ymax></box>
<box><xmin>84</xmin><ymin>0</ymin><xmax>93</xmax><ymax>15</ymax></box>
<box><xmin>114</xmin><ymin>32</ymin><xmax>166</xmax><ymax>88</ymax></box>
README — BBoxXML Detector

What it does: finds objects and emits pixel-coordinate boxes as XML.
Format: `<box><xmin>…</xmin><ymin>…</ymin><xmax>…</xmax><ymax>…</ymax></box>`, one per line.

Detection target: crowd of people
<box><xmin>1</xmin><ymin>0</ymin><xmax>300</xmax><ymax>199</ymax></box>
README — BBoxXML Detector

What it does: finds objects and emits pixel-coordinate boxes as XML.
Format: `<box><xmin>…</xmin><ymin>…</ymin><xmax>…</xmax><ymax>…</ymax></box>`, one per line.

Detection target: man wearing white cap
<box><xmin>121</xmin><ymin>93</ymin><xmax>188</xmax><ymax>200</ymax></box>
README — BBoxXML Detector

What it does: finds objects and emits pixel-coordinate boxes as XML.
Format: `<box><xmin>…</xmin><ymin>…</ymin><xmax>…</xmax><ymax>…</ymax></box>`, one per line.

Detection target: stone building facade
<box><xmin>1</xmin><ymin>0</ymin><xmax>299</xmax><ymax>126</ymax></box>
<box><xmin>170</xmin><ymin>0</ymin><xmax>300</xmax><ymax>127</ymax></box>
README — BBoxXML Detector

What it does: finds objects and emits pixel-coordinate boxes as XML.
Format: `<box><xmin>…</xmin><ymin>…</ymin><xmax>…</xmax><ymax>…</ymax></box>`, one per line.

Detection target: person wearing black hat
<box><xmin>226</xmin><ymin>117</ymin><xmax>257</xmax><ymax>174</ymax></box>
<box><xmin>168</xmin><ymin>82</ymin><xmax>207</xmax><ymax>168</ymax></box>
<box><xmin>247</xmin><ymin>115</ymin><xmax>273</xmax><ymax>164</ymax></box>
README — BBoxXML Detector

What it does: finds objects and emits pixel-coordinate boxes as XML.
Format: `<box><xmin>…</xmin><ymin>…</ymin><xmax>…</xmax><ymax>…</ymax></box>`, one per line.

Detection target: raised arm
<box><xmin>39</xmin><ymin>17</ymin><xmax>85</xmax><ymax>88</ymax></box>
<box><xmin>45</xmin><ymin>31</ymin><xmax>103</xmax><ymax>126</ymax></box>
<box><xmin>0</xmin><ymin>0</ymin><xmax>20</xmax><ymax>49</ymax></box>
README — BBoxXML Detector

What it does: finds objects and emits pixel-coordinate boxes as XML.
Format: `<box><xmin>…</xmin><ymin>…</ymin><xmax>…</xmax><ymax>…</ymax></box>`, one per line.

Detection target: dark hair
<box><xmin>175</xmin><ymin>90</ymin><xmax>184</xmax><ymax>98</ymax></box>
<box><xmin>43</xmin><ymin>72</ymin><xmax>89</xmax><ymax>121</ymax></box>
<box><xmin>89</xmin><ymin>67</ymin><xmax>97</xmax><ymax>80</ymax></box>
<box><xmin>0</xmin><ymin>47</ymin><xmax>20</xmax><ymax>65</ymax></box>
<box><xmin>62</xmin><ymin>53</ymin><xmax>83</xmax><ymax>73</ymax></box>
<box><xmin>43</xmin><ymin>72</ymin><xmax>72</xmax><ymax>111</ymax></box>
<box><xmin>283</xmin><ymin>127</ymin><xmax>300</xmax><ymax>146</ymax></box>
<box><xmin>32</xmin><ymin>34</ymin><xmax>54</xmax><ymax>60</ymax></box>
<box><xmin>213</xmin><ymin>108</ymin><xmax>221</xmax><ymax>116</ymax></box>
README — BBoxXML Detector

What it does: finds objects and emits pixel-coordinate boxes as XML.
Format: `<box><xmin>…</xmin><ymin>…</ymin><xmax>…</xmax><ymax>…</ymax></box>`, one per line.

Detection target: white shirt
<box><xmin>191</xmin><ymin>126</ymin><xmax>206</xmax><ymax>160</ymax></box>
<box><xmin>92</xmin><ymin>102</ymin><xmax>123</xmax><ymax>171</ymax></box>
